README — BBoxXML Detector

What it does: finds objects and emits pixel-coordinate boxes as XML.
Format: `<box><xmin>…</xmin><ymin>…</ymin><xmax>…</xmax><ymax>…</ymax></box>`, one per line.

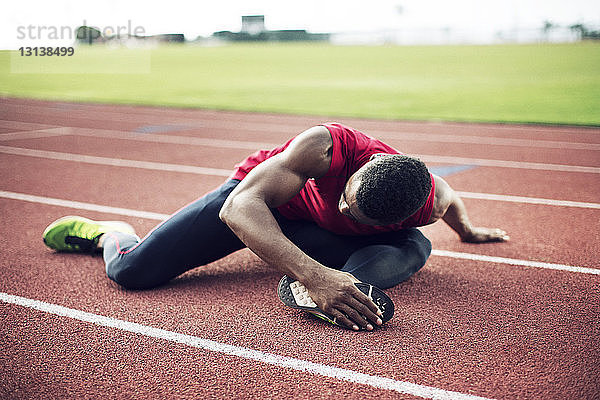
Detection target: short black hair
<box><xmin>355</xmin><ymin>155</ymin><xmax>431</xmax><ymax>224</ymax></box>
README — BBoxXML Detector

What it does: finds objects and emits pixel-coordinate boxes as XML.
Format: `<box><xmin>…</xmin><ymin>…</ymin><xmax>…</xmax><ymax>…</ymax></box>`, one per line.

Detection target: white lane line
<box><xmin>0</xmin><ymin>120</ymin><xmax>61</xmax><ymax>133</ymax></box>
<box><xmin>2</xmin><ymin>144</ymin><xmax>600</xmax><ymax>178</ymax></box>
<box><xmin>456</xmin><ymin>192</ymin><xmax>600</xmax><ymax>210</ymax></box>
<box><xmin>2</xmin><ymin>145</ymin><xmax>598</xmax><ymax>209</ymax></box>
<box><xmin>0</xmin><ymin>145</ymin><xmax>233</xmax><ymax>177</ymax></box>
<box><xmin>66</xmin><ymin>125</ymin><xmax>600</xmax><ymax>153</ymax></box>
<box><xmin>370</xmin><ymin>130</ymin><xmax>600</xmax><ymax>151</ymax></box>
<box><xmin>6</xmin><ymin>100</ymin><xmax>600</xmax><ymax>150</ymax></box>
<box><xmin>431</xmin><ymin>250</ymin><xmax>600</xmax><ymax>275</ymax></box>
<box><xmin>64</xmin><ymin>124</ymin><xmax>600</xmax><ymax>152</ymax></box>
<box><xmin>0</xmin><ymin>190</ymin><xmax>169</xmax><ymax>221</ymax></box>
<box><xmin>2</xmin><ymin>190</ymin><xmax>598</xmax><ymax>275</ymax></box>
<box><xmin>0</xmin><ymin>128</ymin><xmax>72</xmax><ymax>141</ymax></box>
<box><xmin>72</xmin><ymin>128</ymin><xmax>278</xmax><ymax>150</ymax></box>
<box><xmin>416</xmin><ymin>154</ymin><xmax>600</xmax><ymax>174</ymax></box>
<box><xmin>8</xmin><ymin>100</ymin><xmax>600</xmax><ymax>145</ymax></box>
<box><xmin>0</xmin><ymin>292</ymin><xmax>493</xmax><ymax>400</ymax></box>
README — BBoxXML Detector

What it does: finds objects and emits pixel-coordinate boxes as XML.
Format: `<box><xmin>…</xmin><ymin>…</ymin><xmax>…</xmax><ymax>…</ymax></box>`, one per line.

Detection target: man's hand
<box><xmin>431</xmin><ymin>176</ymin><xmax>510</xmax><ymax>245</ymax></box>
<box><xmin>303</xmin><ymin>269</ymin><xmax>383</xmax><ymax>331</ymax></box>
<box><xmin>461</xmin><ymin>227</ymin><xmax>510</xmax><ymax>243</ymax></box>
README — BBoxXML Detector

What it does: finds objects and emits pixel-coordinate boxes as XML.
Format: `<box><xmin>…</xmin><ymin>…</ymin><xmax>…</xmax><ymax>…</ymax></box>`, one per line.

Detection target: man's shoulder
<box><xmin>428</xmin><ymin>175</ymin><xmax>451</xmax><ymax>224</ymax></box>
<box><xmin>321</xmin><ymin>123</ymin><xmax>364</xmax><ymax>141</ymax></box>
<box><xmin>283</xmin><ymin>126</ymin><xmax>333</xmax><ymax>179</ymax></box>
<box><xmin>289</xmin><ymin>126</ymin><xmax>333</xmax><ymax>156</ymax></box>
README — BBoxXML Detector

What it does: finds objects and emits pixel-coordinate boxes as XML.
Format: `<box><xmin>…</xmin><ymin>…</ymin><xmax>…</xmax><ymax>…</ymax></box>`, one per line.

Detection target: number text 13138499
<box><xmin>19</xmin><ymin>47</ymin><xmax>75</xmax><ymax>56</ymax></box>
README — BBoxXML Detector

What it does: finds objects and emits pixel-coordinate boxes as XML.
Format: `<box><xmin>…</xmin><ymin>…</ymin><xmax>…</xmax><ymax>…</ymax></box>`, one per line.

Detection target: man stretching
<box><xmin>43</xmin><ymin>123</ymin><xmax>508</xmax><ymax>331</ymax></box>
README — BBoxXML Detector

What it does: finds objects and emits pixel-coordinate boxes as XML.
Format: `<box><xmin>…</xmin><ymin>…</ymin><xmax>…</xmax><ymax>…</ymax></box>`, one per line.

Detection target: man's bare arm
<box><xmin>219</xmin><ymin>126</ymin><xmax>382</xmax><ymax>330</ymax></box>
<box><xmin>428</xmin><ymin>174</ymin><xmax>510</xmax><ymax>243</ymax></box>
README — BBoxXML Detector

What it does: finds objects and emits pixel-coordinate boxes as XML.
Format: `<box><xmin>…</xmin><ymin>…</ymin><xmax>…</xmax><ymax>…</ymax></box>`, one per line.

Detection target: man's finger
<box><xmin>496</xmin><ymin>229</ymin><xmax>510</xmax><ymax>241</ymax></box>
<box><xmin>351</xmin><ymin>286</ymin><xmax>382</xmax><ymax>317</ymax></box>
<box><xmin>340</xmin><ymin>289</ymin><xmax>383</xmax><ymax>330</ymax></box>
<box><xmin>353</xmin><ymin>300</ymin><xmax>384</xmax><ymax>326</ymax></box>
<box><xmin>338</xmin><ymin>304</ymin><xmax>374</xmax><ymax>331</ymax></box>
<box><xmin>331</xmin><ymin>311</ymin><xmax>360</xmax><ymax>331</ymax></box>
<box><xmin>489</xmin><ymin>229</ymin><xmax>510</xmax><ymax>242</ymax></box>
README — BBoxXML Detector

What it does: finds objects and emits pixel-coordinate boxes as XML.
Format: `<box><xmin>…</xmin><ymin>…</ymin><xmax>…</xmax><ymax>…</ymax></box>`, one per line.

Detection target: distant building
<box><xmin>212</xmin><ymin>15</ymin><xmax>329</xmax><ymax>42</ymax></box>
<box><xmin>241</xmin><ymin>15</ymin><xmax>266</xmax><ymax>36</ymax></box>
<box><xmin>151</xmin><ymin>34</ymin><xmax>185</xmax><ymax>43</ymax></box>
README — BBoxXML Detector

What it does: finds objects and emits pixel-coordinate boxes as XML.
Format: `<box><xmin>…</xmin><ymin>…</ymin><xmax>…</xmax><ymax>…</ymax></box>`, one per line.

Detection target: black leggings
<box><xmin>103</xmin><ymin>179</ymin><xmax>431</xmax><ymax>290</ymax></box>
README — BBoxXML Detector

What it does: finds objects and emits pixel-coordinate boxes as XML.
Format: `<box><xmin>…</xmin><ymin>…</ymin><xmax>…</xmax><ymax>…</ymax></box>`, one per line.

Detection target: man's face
<box><xmin>338</xmin><ymin>169</ymin><xmax>383</xmax><ymax>226</ymax></box>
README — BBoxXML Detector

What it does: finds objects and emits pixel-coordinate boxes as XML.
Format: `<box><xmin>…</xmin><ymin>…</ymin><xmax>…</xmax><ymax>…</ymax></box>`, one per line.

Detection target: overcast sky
<box><xmin>2</xmin><ymin>0</ymin><xmax>600</xmax><ymax>48</ymax></box>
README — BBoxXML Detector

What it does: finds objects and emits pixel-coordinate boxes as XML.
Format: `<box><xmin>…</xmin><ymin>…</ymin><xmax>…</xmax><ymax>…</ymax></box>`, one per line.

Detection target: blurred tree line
<box><xmin>543</xmin><ymin>20</ymin><xmax>600</xmax><ymax>40</ymax></box>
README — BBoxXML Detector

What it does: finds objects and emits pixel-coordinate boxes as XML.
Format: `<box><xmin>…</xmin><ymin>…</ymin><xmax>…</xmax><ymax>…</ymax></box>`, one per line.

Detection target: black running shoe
<box><xmin>277</xmin><ymin>275</ymin><xmax>394</xmax><ymax>329</ymax></box>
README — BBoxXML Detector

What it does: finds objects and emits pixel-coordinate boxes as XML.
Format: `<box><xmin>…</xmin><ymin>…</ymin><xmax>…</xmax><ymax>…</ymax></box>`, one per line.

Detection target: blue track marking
<box><xmin>429</xmin><ymin>165</ymin><xmax>476</xmax><ymax>177</ymax></box>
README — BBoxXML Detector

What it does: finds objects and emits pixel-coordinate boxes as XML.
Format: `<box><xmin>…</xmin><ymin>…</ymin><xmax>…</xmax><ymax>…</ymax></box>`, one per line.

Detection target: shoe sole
<box><xmin>277</xmin><ymin>275</ymin><xmax>394</xmax><ymax>329</ymax></box>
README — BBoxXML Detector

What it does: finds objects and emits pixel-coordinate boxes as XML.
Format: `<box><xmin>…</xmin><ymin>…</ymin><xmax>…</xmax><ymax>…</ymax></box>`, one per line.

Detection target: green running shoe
<box><xmin>43</xmin><ymin>216</ymin><xmax>137</xmax><ymax>253</ymax></box>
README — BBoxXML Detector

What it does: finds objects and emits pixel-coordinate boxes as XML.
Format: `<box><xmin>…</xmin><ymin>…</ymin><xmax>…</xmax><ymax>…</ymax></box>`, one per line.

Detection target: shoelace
<box><xmin>64</xmin><ymin>235</ymin><xmax>98</xmax><ymax>253</ymax></box>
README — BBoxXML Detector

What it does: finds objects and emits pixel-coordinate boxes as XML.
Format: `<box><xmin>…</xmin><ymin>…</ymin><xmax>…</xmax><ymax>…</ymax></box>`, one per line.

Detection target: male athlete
<box><xmin>43</xmin><ymin>123</ymin><xmax>508</xmax><ymax>331</ymax></box>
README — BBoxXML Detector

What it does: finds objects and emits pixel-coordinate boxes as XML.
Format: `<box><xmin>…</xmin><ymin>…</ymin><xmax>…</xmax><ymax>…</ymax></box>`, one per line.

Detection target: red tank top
<box><xmin>231</xmin><ymin>123</ymin><xmax>435</xmax><ymax>235</ymax></box>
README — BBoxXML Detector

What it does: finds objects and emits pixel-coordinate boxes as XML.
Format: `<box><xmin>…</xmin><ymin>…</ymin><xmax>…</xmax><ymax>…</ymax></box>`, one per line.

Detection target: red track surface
<box><xmin>1</xmin><ymin>97</ymin><xmax>599</xmax><ymax>399</ymax></box>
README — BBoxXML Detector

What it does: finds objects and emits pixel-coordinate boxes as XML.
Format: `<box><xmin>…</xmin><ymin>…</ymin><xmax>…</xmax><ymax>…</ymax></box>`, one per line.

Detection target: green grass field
<box><xmin>1</xmin><ymin>42</ymin><xmax>599</xmax><ymax>125</ymax></box>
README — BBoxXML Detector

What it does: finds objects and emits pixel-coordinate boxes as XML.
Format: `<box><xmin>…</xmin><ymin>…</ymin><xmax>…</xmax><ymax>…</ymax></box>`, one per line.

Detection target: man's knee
<box><xmin>413</xmin><ymin>231</ymin><xmax>432</xmax><ymax>265</ymax></box>
<box><xmin>343</xmin><ymin>245</ymin><xmax>421</xmax><ymax>289</ymax></box>
<box><xmin>375</xmin><ymin>245</ymin><xmax>428</xmax><ymax>278</ymax></box>
<box><xmin>381</xmin><ymin>245</ymin><xmax>427</xmax><ymax>288</ymax></box>
<box><xmin>106</xmin><ymin>258</ymin><xmax>159</xmax><ymax>290</ymax></box>
<box><xmin>400</xmin><ymin>228</ymin><xmax>432</xmax><ymax>267</ymax></box>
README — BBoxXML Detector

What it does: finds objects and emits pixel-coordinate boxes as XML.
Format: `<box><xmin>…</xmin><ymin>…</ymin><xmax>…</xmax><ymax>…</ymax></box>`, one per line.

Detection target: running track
<box><xmin>0</xmin><ymin>97</ymin><xmax>598</xmax><ymax>399</ymax></box>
